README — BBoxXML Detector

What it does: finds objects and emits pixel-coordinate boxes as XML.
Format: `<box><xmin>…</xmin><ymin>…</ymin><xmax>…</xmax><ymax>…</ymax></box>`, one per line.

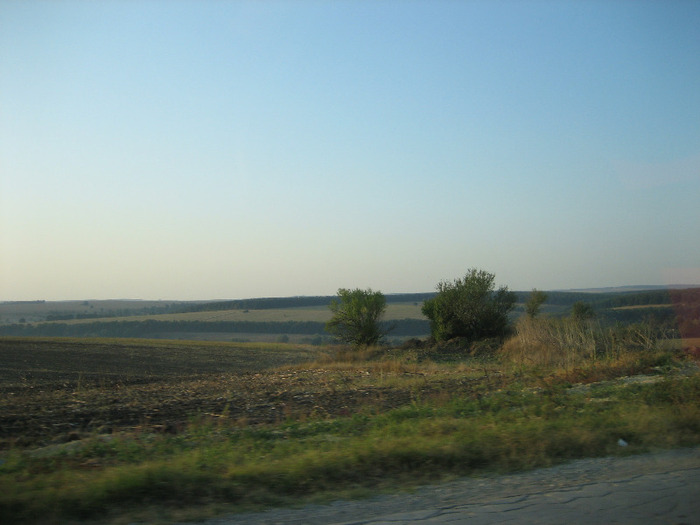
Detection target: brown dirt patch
<box><xmin>0</xmin><ymin>338</ymin><xmax>491</xmax><ymax>448</ymax></box>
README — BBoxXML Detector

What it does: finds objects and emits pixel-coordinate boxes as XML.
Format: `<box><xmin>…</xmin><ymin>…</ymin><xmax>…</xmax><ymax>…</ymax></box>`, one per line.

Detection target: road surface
<box><xmin>189</xmin><ymin>446</ymin><xmax>699</xmax><ymax>525</ymax></box>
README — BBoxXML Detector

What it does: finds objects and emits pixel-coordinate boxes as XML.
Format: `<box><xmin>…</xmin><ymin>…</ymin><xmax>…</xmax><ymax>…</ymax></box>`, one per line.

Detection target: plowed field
<box><xmin>0</xmin><ymin>338</ymin><xmax>489</xmax><ymax>449</ymax></box>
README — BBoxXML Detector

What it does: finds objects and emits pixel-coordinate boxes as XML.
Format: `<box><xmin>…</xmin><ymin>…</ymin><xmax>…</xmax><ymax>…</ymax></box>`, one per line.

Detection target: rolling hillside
<box><xmin>2</xmin><ymin>287</ymin><xmax>697</xmax><ymax>342</ymax></box>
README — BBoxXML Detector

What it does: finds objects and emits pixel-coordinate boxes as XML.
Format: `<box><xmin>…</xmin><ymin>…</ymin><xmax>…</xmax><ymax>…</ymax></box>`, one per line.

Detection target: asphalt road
<box><xmin>191</xmin><ymin>446</ymin><xmax>700</xmax><ymax>525</ymax></box>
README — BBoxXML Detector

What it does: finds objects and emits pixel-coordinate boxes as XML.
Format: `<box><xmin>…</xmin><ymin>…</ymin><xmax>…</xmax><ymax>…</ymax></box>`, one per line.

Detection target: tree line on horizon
<box><xmin>2</xmin><ymin>282</ymin><xmax>696</xmax><ymax>341</ymax></box>
<box><xmin>168</xmin><ymin>289</ymin><xmax>692</xmax><ymax>314</ymax></box>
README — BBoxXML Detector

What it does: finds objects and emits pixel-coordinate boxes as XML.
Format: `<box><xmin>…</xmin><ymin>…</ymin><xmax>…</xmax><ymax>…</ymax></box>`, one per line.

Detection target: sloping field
<box><xmin>0</xmin><ymin>337</ymin><xmax>470</xmax><ymax>449</ymax></box>
<box><xmin>0</xmin><ymin>337</ymin><xmax>325</xmax><ymax>390</ymax></box>
<box><xmin>612</xmin><ymin>304</ymin><xmax>673</xmax><ymax>310</ymax></box>
<box><xmin>45</xmin><ymin>302</ymin><xmax>427</xmax><ymax>325</ymax></box>
<box><xmin>0</xmin><ymin>337</ymin><xmax>330</xmax><ymax>447</ymax></box>
<box><xmin>0</xmin><ymin>300</ymin><xmax>183</xmax><ymax>325</ymax></box>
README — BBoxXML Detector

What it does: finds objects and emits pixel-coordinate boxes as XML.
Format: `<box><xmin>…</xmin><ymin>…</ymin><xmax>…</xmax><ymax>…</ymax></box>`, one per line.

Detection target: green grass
<box><xmin>2</xmin><ymin>356</ymin><xmax>699</xmax><ymax>524</ymax></box>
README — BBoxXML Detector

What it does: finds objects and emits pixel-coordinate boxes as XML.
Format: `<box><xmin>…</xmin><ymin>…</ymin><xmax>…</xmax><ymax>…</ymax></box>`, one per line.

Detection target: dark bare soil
<box><xmin>0</xmin><ymin>338</ymin><xmax>491</xmax><ymax>448</ymax></box>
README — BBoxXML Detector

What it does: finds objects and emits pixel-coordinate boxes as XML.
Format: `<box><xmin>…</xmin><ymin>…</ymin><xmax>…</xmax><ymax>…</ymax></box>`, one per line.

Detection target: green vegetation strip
<box><xmin>2</xmin><ymin>373</ymin><xmax>699</xmax><ymax>524</ymax></box>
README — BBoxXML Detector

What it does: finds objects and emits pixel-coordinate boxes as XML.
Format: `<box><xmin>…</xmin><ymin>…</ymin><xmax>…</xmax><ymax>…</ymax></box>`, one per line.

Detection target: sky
<box><xmin>1</xmin><ymin>0</ymin><xmax>699</xmax><ymax>301</ymax></box>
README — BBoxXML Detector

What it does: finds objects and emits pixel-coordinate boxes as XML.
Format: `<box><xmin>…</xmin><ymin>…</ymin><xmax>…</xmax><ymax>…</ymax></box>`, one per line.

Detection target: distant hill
<box><xmin>2</xmin><ymin>286</ymin><xmax>698</xmax><ymax>341</ymax></box>
<box><xmin>557</xmin><ymin>284</ymin><xmax>700</xmax><ymax>293</ymax></box>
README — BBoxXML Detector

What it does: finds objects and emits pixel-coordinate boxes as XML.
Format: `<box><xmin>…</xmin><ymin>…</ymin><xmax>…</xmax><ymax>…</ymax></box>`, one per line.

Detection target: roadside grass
<box><xmin>1</xmin><ymin>341</ymin><xmax>698</xmax><ymax>525</ymax></box>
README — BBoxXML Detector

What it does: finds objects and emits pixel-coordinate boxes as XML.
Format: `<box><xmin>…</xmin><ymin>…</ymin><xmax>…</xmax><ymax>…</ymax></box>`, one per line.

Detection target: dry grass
<box><xmin>500</xmin><ymin>316</ymin><xmax>662</xmax><ymax>369</ymax></box>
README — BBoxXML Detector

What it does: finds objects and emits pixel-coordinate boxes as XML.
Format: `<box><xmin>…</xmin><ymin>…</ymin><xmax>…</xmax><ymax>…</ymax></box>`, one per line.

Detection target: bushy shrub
<box><xmin>421</xmin><ymin>269</ymin><xmax>516</xmax><ymax>343</ymax></box>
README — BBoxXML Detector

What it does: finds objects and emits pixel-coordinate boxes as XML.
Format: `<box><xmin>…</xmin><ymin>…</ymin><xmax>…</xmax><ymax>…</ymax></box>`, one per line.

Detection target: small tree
<box><xmin>422</xmin><ymin>268</ymin><xmax>516</xmax><ymax>343</ymax></box>
<box><xmin>525</xmin><ymin>288</ymin><xmax>548</xmax><ymax>318</ymax></box>
<box><xmin>326</xmin><ymin>288</ymin><xmax>389</xmax><ymax>347</ymax></box>
<box><xmin>571</xmin><ymin>301</ymin><xmax>596</xmax><ymax>321</ymax></box>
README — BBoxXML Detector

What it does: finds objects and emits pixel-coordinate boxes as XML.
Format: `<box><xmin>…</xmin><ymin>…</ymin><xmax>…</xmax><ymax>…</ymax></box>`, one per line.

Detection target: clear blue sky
<box><xmin>1</xmin><ymin>1</ymin><xmax>699</xmax><ymax>300</ymax></box>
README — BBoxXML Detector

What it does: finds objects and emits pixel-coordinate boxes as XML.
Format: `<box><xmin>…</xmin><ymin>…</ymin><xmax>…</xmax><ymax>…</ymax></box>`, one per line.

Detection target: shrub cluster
<box><xmin>421</xmin><ymin>269</ymin><xmax>516</xmax><ymax>343</ymax></box>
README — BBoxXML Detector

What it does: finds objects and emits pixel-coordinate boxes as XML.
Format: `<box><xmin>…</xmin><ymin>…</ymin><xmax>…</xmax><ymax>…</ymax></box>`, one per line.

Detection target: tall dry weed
<box><xmin>500</xmin><ymin>317</ymin><xmax>660</xmax><ymax>369</ymax></box>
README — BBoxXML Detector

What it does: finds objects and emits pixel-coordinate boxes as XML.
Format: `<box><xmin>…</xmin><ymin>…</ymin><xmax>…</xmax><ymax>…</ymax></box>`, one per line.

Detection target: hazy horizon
<box><xmin>2</xmin><ymin>1</ymin><xmax>699</xmax><ymax>301</ymax></box>
<box><xmin>4</xmin><ymin>283</ymin><xmax>700</xmax><ymax>305</ymax></box>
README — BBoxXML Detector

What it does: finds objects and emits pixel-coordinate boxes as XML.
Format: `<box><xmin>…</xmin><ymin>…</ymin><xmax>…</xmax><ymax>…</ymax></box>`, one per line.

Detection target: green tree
<box><xmin>422</xmin><ymin>269</ymin><xmax>516</xmax><ymax>342</ymax></box>
<box><xmin>525</xmin><ymin>288</ymin><xmax>548</xmax><ymax>318</ymax></box>
<box><xmin>326</xmin><ymin>288</ymin><xmax>389</xmax><ymax>347</ymax></box>
<box><xmin>571</xmin><ymin>301</ymin><xmax>596</xmax><ymax>321</ymax></box>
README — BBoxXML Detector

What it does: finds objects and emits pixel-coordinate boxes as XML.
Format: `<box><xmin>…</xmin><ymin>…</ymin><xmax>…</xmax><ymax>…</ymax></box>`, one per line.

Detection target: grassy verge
<box><xmin>2</xmin><ymin>349</ymin><xmax>698</xmax><ymax>524</ymax></box>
